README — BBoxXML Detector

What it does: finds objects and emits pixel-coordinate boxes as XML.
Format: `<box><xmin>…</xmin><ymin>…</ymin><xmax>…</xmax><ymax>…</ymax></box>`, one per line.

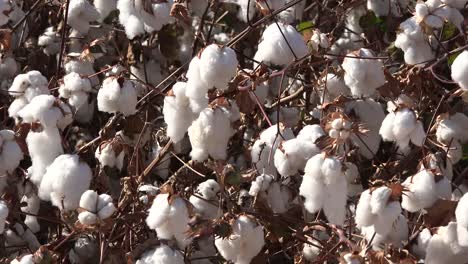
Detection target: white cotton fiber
<box><xmin>136</xmin><ymin>245</ymin><xmax>184</xmax><ymax>264</ymax></box>
<box><xmin>395</xmin><ymin>17</ymin><xmax>435</xmax><ymax>65</ymax></box>
<box><xmin>78</xmin><ymin>190</ymin><xmax>116</xmax><ymax>225</ymax></box>
<box><xmin>198</xmin><ymin>44</ymin><xmax>238</xmax><ymax>91</ymax></box>
<box><xmin>342</xmin><ymin>48</ymin><xmax>386</xmax><ymax>97</ymax></box>
<box><xmin>59</xmin><ymin>72</ymin><xmax>92</xmax><ymax>110</ymax></box>
<box><xmin>0</xmin><ymin>130</ymin><xmax>23</xmax><ymax>175</ymax></box>
<box><xmin>67</xmin><ymin>0</ymin><xmax>100</xmax><ymax>35</ymax></box>
<box><xmin>95</xmin><ymin>142</ymin><xmax>125</xmax><ymax>170</ymax></box>
<box><xmin>214</xmin><ymin>215</ymin><xmax>265</xmax><ymax>264</ymax></box>
<box><xmin>38</xmin><ymin>154</ymin><xmax>92</xmax><ymax>211</ymax></box>
<box><xmin>38</xmin><ymin>27</ymin><xmax>61</xmax><ymax>55</ymax></box>
<box><xmin>97</xmin><ymin>77</ymin><xmax>137</xmax><ymax>116</ymax></box>
<box><xmin>451</xmin><ymin>51</ymin><xmax>468</xmax><ymax>90</ymax></box>
<box><xmin>189</xmin><ymin>179</ymin><xmax>221</xmax><ymax>219</ymax></box>
<box><xmin>94</xmin><ymin>0</ymin><xmax>116</xmax><ymax>21</ymax></box>
<box><xmin>0</xmin><ymin>200</ymin><xmax>8</xmax><ymax>234</ymax></box>
<box><xmin>146</xmin><ymin>193</ymin><xmax>192</xmax><ymax>248</ymax></box>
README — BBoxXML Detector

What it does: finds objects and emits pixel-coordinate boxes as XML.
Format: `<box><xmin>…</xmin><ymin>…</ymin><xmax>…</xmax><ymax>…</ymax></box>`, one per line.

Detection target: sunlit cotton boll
<box><xmin>67</xmin><ymin>0</ymin><xmax>100</xmax><ymax>35</ymax></box>
<box><xmin>254</xmin><ymin>22</ymin><xmax>309</xmax><ymax>66</ymax></box>
<box><xmin>198</xmin><ymin>44</ymin><xmax>238</xmax><ymax>91</ymax></box>
<box><xmin>59</xmin><ymin>72</ymin><xmax>92</xmax><ymax>110</ymax></box>
<box><xmin>136</xmin><ymin>245</ymin><xmax>184</xmax><ymax>264</ymax></box>
<box><xmin>455</xmin><ymin>193</ymin><xmax>468</xmax><ymax>247</ymax></box>
<box><xmin>342</xmin><ymin>48</ymin><xmax>386</xmax><ymax>97</ymax></box>
<box><xmin>95</xmin><ymin>142</ymin><xmax>125</xmax><ymax>171</ymax></box>
<box><xmin>394</xmin><ymin>17</ymin><xmax>435</xmax><ymax>65</ymax></box>
<box><xmin>97</xmin><ymin>77</ymin><xmax>137</xmax><ymax>116</ymax></box>
<box><xmin>146</xmin><ymin>193</ymin><xmax>192</xmax><ymax>248</ymax></box>
<box><xmin>367</xmin><ymin>0</ymin><xmax>408</xmax><ymax>17</ymax></box>
<box><xmin>38</xmin><ymin>154</ymin><xmax>92</xmax><ymax>211</ymax></box>
<box><xmin>215</xmin><ymin>215</ymin><xmax>265</xmax><ymax>264</ymax></box>
<box><xmin>78</xmin><ymin>190</ymin><xmax>116</xmax><ymax>225</ymax></box>
<box><xmin>452</xmin><ymin>52</ymin><xmax>468</xmax><ymax>91</ymax></box>
<box><xmin>436</xmin><ymin>113</ymin><xmax>468</xmax><ymax>144</ymax></box>
<box><xmin>189</xmin><ymin>179</ymin><xmax>221</xmax><ymax>219</ymax></box>
<box><xmin>94</xmin><ymin>0</ymin><xmax>117</xmax><ymax>21</ymax></box>
<box><xmin>38</xmin><ymin>27</ymin><xmax>61</xmax><ymax>55</ymax></box>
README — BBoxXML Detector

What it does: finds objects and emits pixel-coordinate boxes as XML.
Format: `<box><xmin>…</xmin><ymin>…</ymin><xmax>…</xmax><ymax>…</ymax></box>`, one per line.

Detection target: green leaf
<box><xmin>296</xmin><ymin>21</ymin><xmax>314</xmax><ymax>32</ymax></box>
<box><xmin>441</xmin><ymin>22</ymin><xmax>458</xmax><ymax>41</ymax></box>
<box><xmin>360</xmin><ymin>11</ymin><xmax>387</xmax><ymax>32</ymax></box>
<box><xmin>448</xmin><ymin>51</ymin><xmax>462</xmax><ymax>66</ymax></box>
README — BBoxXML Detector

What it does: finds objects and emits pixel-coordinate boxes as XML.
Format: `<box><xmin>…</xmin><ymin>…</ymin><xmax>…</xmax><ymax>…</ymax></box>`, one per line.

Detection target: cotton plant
<box><xmin>67</xmin><ymin>0</ymin><xmax>100</xmax><ymax>35</ymax></box>
<box><xmin>394</xmin><ymin>17</ymin><xmax>435</xmax><ymax>65</ymax></box>
<box><xmin>187</xmin><ymin>100</ymin><xmax>240</xmax><ymax>161</ymax></box>
<box><xmin>78</xmin><ymin>190</ymin><xmax>116</xmax><ymax>226</ymax></box>
<box><xmin>117</xmin><ymin>0</ymin><xmax>174</xmax><ymax>39</ymax></box>
<box><xmin>414</xmin><ymin>0</ymin><xmax>464</xmax><ymax>29</ymax></box>
<box><xmin>189</xmin><ymin>179</ymin><xmax>221</xmax><ymax>219</ymax></box>
<box><xmin>299</xmin><ymin>153</ymin><xmax>349</xmax><ymax>225</ymax></box>
<box><xmin>355</xmin><ymin>186</ymin><xmax>402</xmax><ymax>238</ymax></box>
<box><xmin>136</xmin><ymin>245</ymin><xmax>185</xmax><ymax>264</ymax></box>
<box><xmin>341</xmin><ymin>48</ymin><xmax>386</xmax><ymax>98</ymax></box>
<box><xmin>146</xmin><ymin>193</ymin><xmax>192</xmax><ymax>248</ymax></box>
<box><xmin>38</xmin><ymin>154</ymin><xmax>92</xmax><ymax>211</ymax></box>
<box><xmin>367</xmin><ymin>0</ymin><xmax>408</xmax><ymax>17</ymax></box>
<box><xmin>401</xmin><ymin>169</ymin><xmax>451</xmax><ymax>212</ymax></box>
<box><xmin>273</xmin><ymin>124</ymin><xmax>324</xmax><ymax>177</ymax></box>
<box><xmin>97</xmin><ymin>76</ymin><xmax>138</xmax><ymax>116</ymax></box>
<box><xmin>251</xmin><ymin>124</ymin><xmax>294</xmax><ymax>176</ymax></box>
<box><xmin>163</xmin><ymin>82</ymin><xmax>197</xmax><ymax>143</ymax></box>
<box><xmin>8</xmin><ymin>71</ymin><xmax>50</xmax><ymax>121</ymax></box>
<box><xmin>214</xmin><ymin>215</ymin><xmax>265</xmax><ymax>264</ymax></box>
<box><xmin>379</xmin><ymin>106</ymin><xmax>425</xmax><ymax>154</ymax></box>
<box><xmin>451</xmin><ymin>51</ymin><xmax>468</xmax><ymax>91</ymax></box>
<box><xmin>254</xmin><ymin>22</ymin><xmax>309</xmax><ymax>66</ymax></box>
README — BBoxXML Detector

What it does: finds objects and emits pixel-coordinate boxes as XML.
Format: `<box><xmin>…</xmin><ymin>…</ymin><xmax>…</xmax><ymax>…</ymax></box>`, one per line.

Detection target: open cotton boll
<box><xmin>188</xmin><ymin>104</ymin><xmax>238</xmax><ymax>161</ymax></box>
<box><xmin>38</xmin><ymin>27</ymin><xmax>61</xmax><ymax>55</ymax></box>
<box><xmin>198</xmin><ymin>44</ymin><xmax>238</xmax><ymax>91</ymax></box>
<box><xmin>64</xmin><ymin>59</ymin><xmax>99</xmax><ymax>86</ymax></box>
<box><xmin>78</xmin><ymin>190</ymin><xmax>116</xmax><ymax>225</ymax></box>
<box><xmin>455</xmin><ymin>193</ymin><xmax>468</xmax><ymax>246</ymax></box>
<box><xmin>367</xmin><ymin>0</ymin><xmax>408</xmax><ymax>17</ymax></box>
<box><xmin>344</xmin><ymin>162</ymin><xmax>363</xmax><ymax>196</ymax></box>
<box><xmin>38</xmin><ymin>154</ymin><xmax>92</xmax><ymax>211</ymax></box>
<box><xmin>67</xmin><ymin>0</ymin><xmax>100</xmax><ymax>35</ymax></box>
<box><xmin>215</xmin><ymin>215</ymin><xmax>265</xmax><ymax>264</ymax></box>
<box><xmin>254</xmin><ymin>23</ymin><xmax>308</xmax><ymax>66</ymax></box>
<box><xmin>163</xmin><ymin>82</ymin><xmax>197</xmax><ymax>143</ymax></box>
<box><xmin>136</xmin><ymin>245</ymin><xmax>184</xmax><ymax>264</ymax></box>
<box><xmin>436</xmin><ymin>113</ymin><xmax>468</xmax><ymax>144</ymax></box>
<box><xmin>318</xmin><ymin>74</ymin><xmax>351</xmax><ymax>102</ymax></box>
<box><xmin>412</xmin><ymin>228</ymin><xmax>432</xmax><ymax>258</ymax></box>
<box><xmin>0</xmin><ymin>130</ymin><xmax>23</xmax><ymax>175</ymax></box>
<box><xmin>395</xmin><ymin>17</ymin><xmax>435</xmax><ymax>65</ymax></box>
<box><xmin>146</xmin><ymin>193</ymin><xmax>192</xmax><ymax>248</ymax></box>
<box><xmin>342</xmin><ymin>48</ymin><xmax>385</xmax><ymax>97</ymax></box>
<box><xmin>361</xmin><ymin>214</ymin><xmax>408</xmax><ymax>250</ymax></box>
<box><xmin>299</xmin><ymin>153</ymin><xmax>348</xmax><ymax>225</ymax></box>
<box><xmin>184</xmin><ymin>57</ymin><xmax>209</xmax><ymax>113</ymax></box>
<box><xmin>0</xmin><ymin>200</ymin><xmax>8</xmax><ymax>234</ymax></box>
<box><xmin>4</xmin><ymin>223</ymin><xmax>40</xmax><ymax>252</ymax></box>
<box><xmin>97</xmin><ymin>77</ymin><xmax>137</xmax><ymax>116</ymax></box>
<box><xmin>380</xmin><ymin>108</ymin><xmax>424</xmax><ymax>153</ymax></box>
<box><xmin>251</xmin><ymin>124</ymin><xmax>294</xmax><ymax>175</ymax></box>
<box><xmin>249</xmin><ymin>174</ymin><xmax>274</xmax><ymax>196</ymax></box>
<box><xmin>302</xmin><ymin>237</ymin><xmax>321</xmax><ymax>261</ymax></box>
<box><xmin>17</xmin><ymin>95</ymin><xmax>72</xmax><ymax>129</ymax></box>
<box><xmin>10</xmin><ymin>254</ymin><xmax>34</xmax><ymax>264</ymax></box>
<box><xmin>21</xmin><ymin>194</ymin><xmax>40</xmax><ymax>233</ymax></box>
<box><xmin>95</xmin><ymin>142</ymin><xmax>125</xmax><ymax>170</ymax></box>
<box><xmin>94</xmin><ymin>0</ymin><xmax>116</xmax><ymax>21</ymax></box>
<box><xmin>189</xmin><ymin>179</ymin><xmax>221</xmax><ymax>219</ymax></box>
<box><xmin>425</xmin><ymin>222</ymin><xmax>468</xmax><ymax>263</ymax></box>
<box><xmin>274</xmin><ymin>137</ymin><xmax>321</xmax><ymax>177</ymax></box>
<box><xmin>59</xmin><ymin>72</ymin><xmax>92</xmax><ymax>110</ymax></box>
<box><xmin>310</xmin><ymin>29</ymin><xmax>329</xmax><ymax>51</ymax></box>
<box><xmin>402</xmin><ymin>170</ymin><xmax>447</xmax><ymax>212</ymax></box>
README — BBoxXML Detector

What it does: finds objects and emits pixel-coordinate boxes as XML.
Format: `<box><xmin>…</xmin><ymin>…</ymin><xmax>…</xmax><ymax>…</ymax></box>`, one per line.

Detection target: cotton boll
<box><xmin>318</xmin><ymin>74</ymin><xmax>351</xmax><ymax>102</ymax></box>
<box><xmin>367</xmin><ymin>0</ymin><xmax>408</xmax><ymax>17</ymax></box>
<box><xmin>18</xmin><ymin>95</ymin><xmax>72</xmax><ymax>129</ymax></box>
<box><xmin>78</xmin><ymin>190</ymin><xmax>116</xmax><ymax>225</ymax></box>
<box><xmin>10</xmin><ymin>254</ymin><xmax>34</xmax><ymax>264</ymax></box>
<box><xmin>136</xmin><ymin>245</ymin><xmax>185</xmax><ymax>264</ymax></box>
<box><xmin>215</xmin><ymin>215</ymin><xmax>265</xmax><ymax>264</ymax></box>
<box><xmin>310</xmin><ymin>29</ymin><xmax>330</xmax><ymax>51</ymax></box>
<box><xmin>39</xmin><ymin>154</ymin><xmax>92</xmax><ymax>211</ymax></box>
<box><xmin>98</xmin><ymin>77</ymin><xmax>137</xmax><ymax>116</ymax></box>
<box><xmin>189</xmin><ymin>179</ymin><xmax>221</xmax><ymax>219</ymax></box>
<box><xmin>302</xmin><ymin>238</ymin><xmax>321</xmax><ymax>261</ymax></box>
<box><xmin>64</xmin><ymin>59</ymin><xmax>99</xmax><ymax>86</ymax></box>
<box><xmin>163</xmin><ymin>82</ymin><xmax>197</xmax><ymax>143</ymax></box>
<box><xmin>146</xmin><ymin>193</ymin><xmax>192</xmax><ymax>248</ymax></box>
<box><xmin>342</xmin><ymin>48</ymin><xmax>385</xmax><ymax>97</ymax></box>
<box><xmin>380</xmin><ymin>107</ymin><xmax>423</xmax><ymax>152</ymax></box>
<box><xmin>59</xmin><ymin>72</ymin><xmax>92</xmax><ymax>110</ymax></box>
<box><xmin>188</xmin><ymin>105</ymin><xmax>235</xmax><ymax>161</ymax></box>
<box><xmin>0</xmin><ymin>200</ymin><xmax>8</xmax><ymax>234</ymax></box>
<box><xmin>254</xmin><ymin>23</ymin><xmax>309</xmax><ymax>66</ymax></box>
<box><xmin>451</xmin><ymin>51</ymin><xmax>468</xmax><ymax>91</ymax></box>
<box><xmin>184</xmin><ymin>57</ymin><xmax>209</xmax><ymax>113</ymax></box>
<box><xmin>456</xmin><ymin>193</ymin><xmax>468</xmax><ymax>229</ymax></box>
<box><xmin>95</xmin><ymin>142</ymin><xmax>125</xmax><ymax>170</ymax></box>
<box><xmin>395</xmin><ymin>17</ymin><xmax>435</xmax><ymax>65</ymax></box>
<box><xmin>94</xmin><ymin>0</ymin><xmax>116</xmax><ymax>21</ymax></box>
<box><xmin>274</xmin><ymin>138</ymin><xmax>320</xmax><ymax>177</ymax></box>
<box><xmin>20</xmin><ymin>194</ymin><xmax>40</xmax><ymax>233</ymax></box>
<box><xmin>412</xmin><ymin>228</ymin><xmax>432</xmax><ymax>258</ymax></box>
<box><xmin>38</xmin><ymin>27</ymin><xmax>61</xmax><ymax>55</ymax></box>
<box><xmin>198</xmin><ymin>44</ymin><xmax>238</xmax><ymax>91</ymax></box>
<box><xmin>0</xmin><ymin>130</ymin><xmax>23</xmax><ymax>175</ymax></box>
<box><xmin>249</xmin><ymin>174</ymin><xmax>274</xmax><ymax>196</ymax></box>
<box><xmin>436</xmin><ymin>113</ymin><xmax>468</xmax><ymax>144</ymax></box>
<box><xmin>4</xmin><ymin>223</ymin><xmax>40</xmax><ymax>252</ymax></box>
<box><xmin>67</xmin><ymin>0</ymin><xmax>100</xmax><ymax>35</ymax></box>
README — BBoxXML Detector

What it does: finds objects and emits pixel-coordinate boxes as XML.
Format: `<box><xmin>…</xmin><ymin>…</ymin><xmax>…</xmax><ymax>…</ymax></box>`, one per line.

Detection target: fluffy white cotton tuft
<box><xmin>146</xmin><ymin>193</ymin><xmax>192</xmax><ymax>248</ymax></box>
<box><xmin>20</xmin><ymin>194</ymin><xmax>40</xmax><ymax>233</ymax></box>
<box><xmin>452</xmin><ymin>51</ymin><xmax>468</xmax><ymax>91</ymax></box>
<box><xmin>78</xmin><ymin>190</ymin><xmax>116</xmax><ymax>225</ymax></box>
<box><xmin>136</xmin><ymin>245</ymin><xmax>185</xmax><ymax>264</ymax></box>
<box><xmin>94</xmin><ymin>0</ymin><xmax>116</xmax><ymax>21</ymax></box>
<box><xmin>198</xmin><ymin>44</ymin><xmax>238</xmax><ymax>91</ymax></box>
<box><xmin>38</xmin><ymin>27</ymin><xmax>61</xmax><ymax>55</ymax></box>
<box><xmin>97</xmin><ymin>77</ymin><xmax>137</xmax><ymax>116</ymax></box>
<box><xmin>395</xmin><ymin>17</ymin><xmax>434</xmax><ymax>65</ymax></box>
<box><xmin>215</xmin><ymin>215</ymin><xmax>265</xmax><ymax>264</ymax></box>
<box><xmin>310</xmin><ymin>29</ymin><xmax>329</xmax><ymax>51</ymax></box>
<box><xmin>254</xmin><ymin>23</ymin><xmax>309</xmax><ymax>66</ymax></box>
<box><xmin>342</xmin><ymin>48</ymin><xmax>386</xmax><ymax>97</ymax></box>
<box><xmin>38</xmin><ymin>154</ymin><xmax>92</xmax><ymax>211</ymax></box>
<box><xmin>59</xmin><ymin>72</ymin><xmax>92</xmax><ymax>111</ymax></box>
<box><xmin>67</xmin><ymin>0</ymin><xmax>100</xmax><ymax>35</ymax></box>
<box><xmin>0</xmin><ymin>130</ymin><xmax>23</xmax><ymax>176</ymax></box>
<box><xmin>436</xmin><ymin>112</ymin><xmax>468</xmax><ymax>145</ymax></box>
<box><xmin>189</xmin><ymin>179</ymin><xmax>221</xmax><ymax>219</ymax></box>
<box><xmin>95</xmin><ymin>141</ymin><xmax>125</xmax><ymax>170</ymax></box>
<box><xmin>367</xmin><ymin>0</ymin><xmax>408</xmax><ymax>17</ymax></box>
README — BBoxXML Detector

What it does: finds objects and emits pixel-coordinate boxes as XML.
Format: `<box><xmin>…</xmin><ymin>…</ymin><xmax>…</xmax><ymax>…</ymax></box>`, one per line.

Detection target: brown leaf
<box><xmin>423</xmin><ymin>199</ymin><xmax>458</xmax><ymax>228</ymax></box>
<box><xmin>235</xmin><ymin>90</ymin><xmax>256</xmax><ymax>114</ymax></box>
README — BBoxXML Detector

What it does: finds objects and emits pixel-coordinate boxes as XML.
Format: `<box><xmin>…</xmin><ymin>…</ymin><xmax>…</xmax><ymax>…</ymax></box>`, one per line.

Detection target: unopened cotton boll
<box><xmin>38</xmin><ymin>154</ymin><xmax>92</xmax><ymax>211</ymax></box>
<box><xmin>198</xmin><ymin>44</ymin><xmax>238</xmax><ymax>91</ymax></box>
<box><xmin>0</xmin><ymin>200</ymin><xmax>8</xmax><ymax>234</ymax></box>
<box><xmin>402</xmin><ymin>169</ymin><xmax>450</xmax><ymax>212</ymax></box>
<box><xmin>254</xmin><ymin>23</ymin><xmax>309</xmax><ymax>66</ymax></box>
<box><xmin>215</xmin><ymin>215</ymin><xmax>265</xmax><ymax>264</ymax></box>
<box><xmin>97</xmin><ymin>77</ymin><xmax>137</xmax><ymax>116</ymax></box>
<box><xmin>342</xmin><ymin>48</ymin><xmax>386</xmax><ymax>97</ymax></box>
<box><xmin>146</xmin><ymin>193</ymin><xmax>192</xmax><ymax>248</ymax></box>
<box><xmin>136</xmin><ymin>245</ymin><xmax>184</xmax><ymax>264</ymax></box>
<box><xmin>163</xmin><ymin>82</ymin><xmax>197</xmax><ymax>143</ymax></box>
<box><xmin>189</xmin><ymin>179</ymin><xmax>221</xmax><ymax>219</ymax></box>
<box><xmin>67</xmin><ymin>0</ymin><xmax>100</xmax><ymax>35</ymax></box>
<box><xmin>59</xmin><ymin>72</ymin><xmax>92</xmax><ymax>110</ymax></box>
<box><xmin>395</xmin><ymin>17</ymin><xmax>435</xmax><ymax>65</ymax></box>
<box><xmin>78</xmin><ymin>190</ymin><xmax>116</xmax><ymax>225</ymax></box>
<box><xmin>188</xmin><ymin>104</ymin><xmax>238</xmax><ymax>161</ymax></box>
<box><xmin>299</xmin><ymin>153</ymin><xmax>348</xmax><ymax>225</ymax></box>
<box><xmin>0</xmin><ymin>130</ymin><xmax>23</xmax><ymax>175</ymax></box>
